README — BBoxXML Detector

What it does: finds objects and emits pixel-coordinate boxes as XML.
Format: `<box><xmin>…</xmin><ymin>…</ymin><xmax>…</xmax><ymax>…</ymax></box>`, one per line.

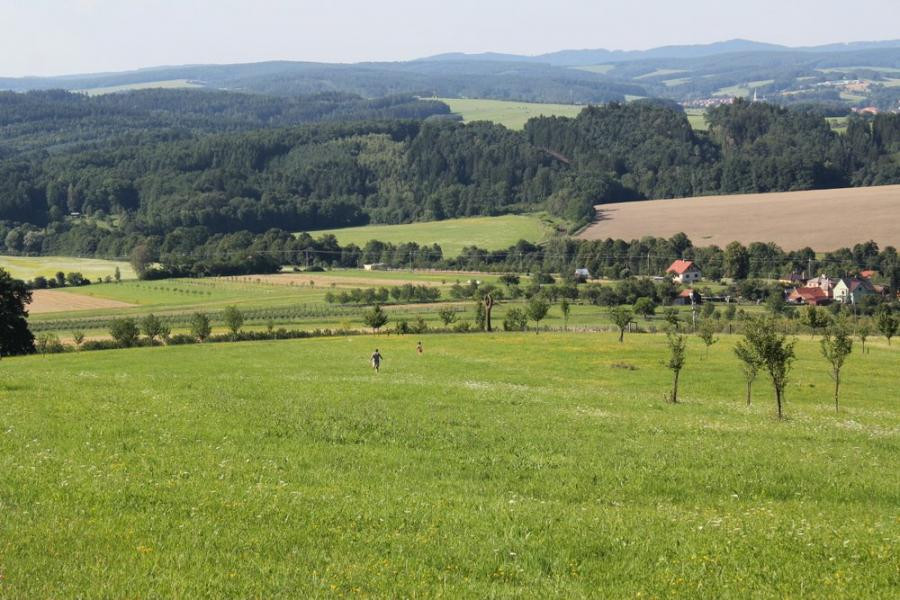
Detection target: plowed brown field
<box><xmin>577</xmin><ymin>185</ymin><xmax>900</xmax><ymax>250</ymax></box>
<box><xmin>29</xmin><ymin>290</ymin><xmax>136</xmax><ymax>314</ymax></box>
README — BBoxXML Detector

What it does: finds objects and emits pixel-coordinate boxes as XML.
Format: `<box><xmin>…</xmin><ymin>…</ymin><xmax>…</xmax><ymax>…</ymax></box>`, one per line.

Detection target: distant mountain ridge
<box><xmin>419</xmin><ymin>38</ymin><xmax>900</xmax><ymax>66</ymax></box>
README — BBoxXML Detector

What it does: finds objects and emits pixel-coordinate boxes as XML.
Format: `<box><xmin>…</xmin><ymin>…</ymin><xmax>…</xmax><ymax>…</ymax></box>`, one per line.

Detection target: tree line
<box><xmin>1</xmin><ymin>98</ymin><xmax>899</xmax><ymax>256</ymax></box>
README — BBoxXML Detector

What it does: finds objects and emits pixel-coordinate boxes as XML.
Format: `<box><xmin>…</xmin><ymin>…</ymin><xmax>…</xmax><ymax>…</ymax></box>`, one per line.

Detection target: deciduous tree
<box><xmin>820</xmin><ymin>320</ymin><xmax>853</xmax><ymax>412</ymax></box>
<box><xmin>609</xmin><ymin>307</ymin><xmax>635</xmax><ymax>343</ymax></box>
<box><xmin>664</xmin><ymin>329</ymin><xmax>687</xmax><ymax>403</ymax></box>
<box><xmin>0</xmin><ymin>267</ymin><xmax>35</xmax><ymax>358</ymax></box>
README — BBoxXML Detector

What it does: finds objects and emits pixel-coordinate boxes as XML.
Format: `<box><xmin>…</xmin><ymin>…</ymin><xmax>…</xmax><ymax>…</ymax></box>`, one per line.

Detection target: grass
<box><xmin>304</xmin><ymin>214</ymin><xmax>554</xmax><ymax>256</ymax></box>
<box><xmin>714</xmin><ymin>80</ymin><xmax>775</xmax><ymax>97</ymax></box>
<box><xmin>0</xmin><ymin>255</ymin><xmax>134</xmax><ymax>281</ymax></box>
<box><xmin>77</xmin><ymin>79</ymin><xmax>203</xmax><ymax>96</ymax></box>
<box><xmin>684</xmin><ymin>108</ymin><xmax>708</xmax><ymax>131</ymax></box>
<box><xmin>572</xmin><ymin>64</ymin><xmax>615</xmax><ymax>74</ymax></box>
<box><xmin>1</xmin><ymin>332</ymin><xmax>896</xmax><ymax>597</ymax></box>
<box><xmin>435</xmin><ymin>98</ymin><xmax>584</xmax><ymax>130</ymax></box>
<box><xmin>635</xmin><ymin>68</ymin><xmax>687</xmax><ymax>80</ymax></box>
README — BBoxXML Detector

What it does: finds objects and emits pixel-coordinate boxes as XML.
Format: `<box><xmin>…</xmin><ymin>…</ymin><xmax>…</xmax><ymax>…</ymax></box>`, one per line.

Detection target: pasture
<box><xmin>1</xmin><ymin>333</ymin><xmax>896</xmax><ymax>597</ymax></box>
<box><xmin>305</xmin><ymin>214</ymin><xmax>553</xmax><ymax>256</ymax></box>
<box><xmin>77</xmin><ymin>79</ymin><xmax>203</xmax><ymax>96</ymax></box>
<box><xmin>578</xmin><ymin>185</ymin><xmax>900</xmax><ymax>250</ymax></box>
<box><xmin>0</xmin><ymin>255</ymin><xmax>134</xmax><ymax>281</ymax></box>
<box><xmin>435</xmin><ymin>98</ymin><xmax>584</xmax><ymax>130</ymax></box>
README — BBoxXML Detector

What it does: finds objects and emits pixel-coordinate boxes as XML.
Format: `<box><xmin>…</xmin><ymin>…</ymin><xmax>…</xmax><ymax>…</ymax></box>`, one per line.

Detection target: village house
<box><xmin>805</xmin><ymin>274</ymin><xmax>837</xmax><ymax>296</ymax></box>
<box><xmin>666</xmin><ymin>260</ymin><xmax>701</xmax><ymax>284</ymax></box>
<box><xmin>833</xmin><ymin>277</ymin><xmax>877</xmax><ymax>304</ymax></box>
<box><xmin>673</xmin><ymin>288</ymin><xmax>702</xmax><ymax>306</ymax></box>
<box><xmin>787</xmin><ymin>286</ymin><xmax>830</xmax><ymax>306</ymax></box>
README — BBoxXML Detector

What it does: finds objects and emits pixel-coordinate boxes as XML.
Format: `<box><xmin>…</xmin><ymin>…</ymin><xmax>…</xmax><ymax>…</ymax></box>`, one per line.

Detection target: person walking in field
<box><xmin>371</xmin><ymin>349</ymin><xmax>383</xmax><ymax>373</ymax></box>
<box><xmin>416</xmin><ymin>341</ymin><xmax>423</xmax><ymax>355</ymax></box>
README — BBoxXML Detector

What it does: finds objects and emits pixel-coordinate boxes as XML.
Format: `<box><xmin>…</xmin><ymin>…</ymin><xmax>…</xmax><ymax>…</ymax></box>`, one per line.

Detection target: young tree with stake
<box><xmin>820</xmin><ymin>320</ymin><xmax>853</xmax><ymax>413</ymax></box>
<box><xmin>664</xmin><ymin>329</ymin><xmax>687</xmax><ymax>403</ymax></box>
<box><xmin>697</xmin><ymin>319</ymin><xmax>719</xmax><ymax>359</ymax></box>
<box><xmin>560</xmin><ymin>299</ymin><xmax>571</xmax><ymax>331</ymax></box>
<box><xmin>733</xmin><ymin>338</ymin><xmax>763</xmax><ymax>406</ymax></box>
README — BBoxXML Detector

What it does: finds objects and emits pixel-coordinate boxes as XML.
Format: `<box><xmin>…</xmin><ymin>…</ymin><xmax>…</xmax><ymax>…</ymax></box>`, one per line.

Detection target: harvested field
<box><xmin>578</xmin><ymin>185</ymin><xmax>900</xmax><ymax>250</ymax></box>
<box><xmin>29</xmin><ymin>289</ymin><xmax>137</xmax><ymax>314</ymax></box>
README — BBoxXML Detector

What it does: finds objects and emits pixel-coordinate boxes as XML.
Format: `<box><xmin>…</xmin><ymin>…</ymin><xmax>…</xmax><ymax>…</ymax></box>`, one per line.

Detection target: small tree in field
<box><xmin>663</xmin><ymin>307</ymin><xmax>680</xmax><ymax>329</ymax></box>
<box><xmin>110</xmin><ymin>318</ymin><xmax>140</xmax><ymax>348</ymax></box>
<box><xmin>71</xmin><ymin>330</ymin><xmax>85</xmax><ymax>349</ymax></box>
<box><xmin>437</xmin><ymin>306</ymin><xmax>458</xmax><ymax>327</ymax></box>
<box><xmin>190</xmin><ymin>312</ymin><xmax>211</xmax><ymax>342</ymax></box>
<box><xmin>741</xmin><ymin>316</ymin><xmax>796</xmax><ymax>419</ymax></box>
<box><xmin>633</xmin><ymin>297</ymin><xmax>656</xmax><ymax>320</ymax></box>
<box><xmin>114</xmin><ymin>266</ymin><xmax>121</xmax><ymax>283</ymax></box>
<box><xmin>800</xmin><ymin>305</ymin><xmax>830</xmax><ymax>337</ymax></box>
<box><xmin>733</xmin><ymin>338</ymin><xmax>762</xmax><ymax>406</ymax></box>
<box><xmin>609</xmin><ymin>307</ymin><xmax>635</xmax><ymax>343</ymax></box>
<box><xmin>363</xmin><ymin>305</ymin><xmax>389</xmax><ymax>333</ymax></box>
<box><xmin>141</xmin><ymin>313</ymin><xmax>169</xmax><ymax>345</ymax></box>
<box><xmin>856</xmin><ymin>322</ymin><xmax>870</xmax><ymax>354</ymax></box>
<box><xmin>560</xmin><ymin>299</ymin><xmax>571</xmax><ymax>331</ymax></box>
<box><xmin>697</xmin><ymin>319</ymin><xmax>719</xmax><ymax>358</ymax></box>
<box><xmin>820</xmin><ymin>321</ymin><xmax>853</xmax><ymax>413</ymax></box>
<box><xmin>223</xmin><ymin>306</ymin><xmax>244</xmax><ymax>339</ymax></box>
<box><xmin>526</xmin><ymin>297</ymin><xmax>550</xmax><ymax>333</ymax></box>
<box><xmin>876</xmin><ymin>308</ymin><xmax>897</xmax><ymax>345</ymax></box>
<box><xmin>664</xmin><ymin>329</ymin><xmax>687</xmax><ymax>403</ymax></box>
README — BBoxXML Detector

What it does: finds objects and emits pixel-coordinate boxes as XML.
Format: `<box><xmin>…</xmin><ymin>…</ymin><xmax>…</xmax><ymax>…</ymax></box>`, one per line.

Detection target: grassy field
<box><xmin>1</xmin><ymin>333</ymin><xmax>896</xmax><ymax>597</ymax></box>
<box><xmin>714</xmin><ymin>80</ymin><xmax>775</xmax><ymax>98</ymax></box>
<box><xmin>77</xmin><ymin>79</ymin><xmax>203</xmax><ymax>96</ymax></box>
<box><xmin>436</xmin><ymin>98</ymin><xmax>584</xmax><ymax>130</ymax></box>
<box><xmin>305</xmin><ymin>214</ymin><xmax>554</xmax><ymax>256</ymax></box>
<box><xmin>684</xmin><ymin>108</ymin><xmax>708</xmax><ymax>131</ymax></box>
<box><xmin>0</xmin><ymin>255</ymin><xmax>134</xmax><ymax>281</ymax></box>
<box><xmin>579</xmin><ymin>184</ymin><xmax>900</xmax><ymax>250</ymax></box>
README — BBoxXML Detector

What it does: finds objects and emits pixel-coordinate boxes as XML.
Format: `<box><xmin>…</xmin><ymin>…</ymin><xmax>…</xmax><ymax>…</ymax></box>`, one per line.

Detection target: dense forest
<box><xmin>1</xmin><ymin>91</ymin><xmax>899</xmax><ymax>269</ymax></box>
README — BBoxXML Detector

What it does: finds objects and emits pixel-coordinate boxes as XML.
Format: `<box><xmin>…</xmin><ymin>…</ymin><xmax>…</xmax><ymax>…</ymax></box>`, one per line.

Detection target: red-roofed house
<box><xmin>666</xmin><ymin>260</ymin><xmax>701</xmax><ymax>284</ymax></box>
<box><xmin>788</xmin><ymin>287</ymin><xmax>830</xmax><ymax>306</ymax></box>
<box><xmin>673</xmin><ymin>288</ymin><xmax>702</xmax><ymax>305</ymax></box>
<box><xmin>860</xmin><ymin>270</ymin><xmax>878</xmax><ymax>280</ymax></box>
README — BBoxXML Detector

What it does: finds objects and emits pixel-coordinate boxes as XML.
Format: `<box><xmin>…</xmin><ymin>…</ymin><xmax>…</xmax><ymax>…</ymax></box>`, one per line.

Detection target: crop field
<box><xmin>305</xmin><ymin>214</ymin><xmax>553</xmax><ymax>256</ymax></box>
<box><xmin>579</xmin><ymin>184</ymin><xmax>900</xmax><ymax>250</ymax></box>
<box><xmin>435</xmin><ymin>98</ymin><xmax>584</xmax><ymax>130</ymax></box>
<box><xmin>0</xmin><ymin>255</ymin><xmax>134</xmax><ymax>281</ymax></box>
<box><xmin>1</xmin><ymin>333</ymin><xmax>897</xmax><ymax>597</ymax></box>
<box><xmin>29</xmin><ymin>289</ymin><xmax>137</xmax><ymax>314</ymax></box>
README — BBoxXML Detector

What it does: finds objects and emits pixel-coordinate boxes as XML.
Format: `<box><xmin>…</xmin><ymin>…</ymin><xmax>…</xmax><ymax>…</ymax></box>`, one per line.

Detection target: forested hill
<box><xmin>1</xmin><ymin>96</ymin><xmax>899</xmax><ymax>262</ymax></box>
<box><xmin>0</xmin><ymin>89</ymin><xmax>451</xmax><ymax>154</ymax></box>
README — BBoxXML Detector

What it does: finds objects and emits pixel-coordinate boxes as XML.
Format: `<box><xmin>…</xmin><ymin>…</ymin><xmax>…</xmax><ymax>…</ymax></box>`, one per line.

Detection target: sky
<box><xmin>1</xmin><ymin>0</ymin><xmax>898</xmax><ymax>77</ymax></box>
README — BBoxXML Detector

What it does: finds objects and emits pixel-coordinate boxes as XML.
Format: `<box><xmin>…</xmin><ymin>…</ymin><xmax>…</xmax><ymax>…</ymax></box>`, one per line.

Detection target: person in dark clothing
<box><xmin>371</xmin><ymin>349</ymin><xmax>383</xmax><ymax>373</ymax></box>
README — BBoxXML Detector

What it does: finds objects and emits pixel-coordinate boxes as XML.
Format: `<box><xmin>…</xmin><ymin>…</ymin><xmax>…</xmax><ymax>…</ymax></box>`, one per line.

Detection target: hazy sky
<box><xmin>1</xmin><ymin>0</ymin><xmax>898</xmax><ymax>77</ymax></box>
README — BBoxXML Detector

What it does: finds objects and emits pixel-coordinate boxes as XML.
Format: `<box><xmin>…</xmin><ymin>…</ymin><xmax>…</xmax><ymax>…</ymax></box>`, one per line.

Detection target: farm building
<box><xmin>574</xmin><ymin>268</ymin><xmax>590</xmax><ymax>281</ymax></box>
<box><xmin>787</xmin><ymin>287</ymin><xmax>831</xmax><ymax>306</ymax></box>
<box><xmin>666</xmin><ymin>260</ymin><xmax>701</xmax><ymax>284</ymax></box>
<box><xmin>805</xmin><ymin>274</ymin><xmax>837</xmax><ymax>295</ymax></box>
<box><xmin>833</xmin><ymin>278</ymin><xmax>877</xmax><ymax>304</ymax></box>
<box><xmin>673</xmin><ymin>289</ymin><xmax>702</xmax><ymax>305</ymax></box>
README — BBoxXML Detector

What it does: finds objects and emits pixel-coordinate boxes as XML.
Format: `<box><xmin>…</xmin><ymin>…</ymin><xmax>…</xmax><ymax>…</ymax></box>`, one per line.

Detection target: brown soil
<box><xmin>577</xmin><ymin>185</ymin><xmax>900</xmax><ymax>250</ymax></box>
<box><xmin>29</xmin><ymin>290</ymin><xmax>137</xmax><ymax>315</ymax></box>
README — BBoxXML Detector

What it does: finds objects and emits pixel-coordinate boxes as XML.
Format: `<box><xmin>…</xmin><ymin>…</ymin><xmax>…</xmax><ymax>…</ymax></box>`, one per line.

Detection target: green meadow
<box><xmin>1</xmin><ymin>333</ymin><xmax>897</xmax><ymax>597</ymax></box>
<box><xmin>436</xmin><ymin>98</ymin><xmax>584</xmax><ymax>130</ymax></box>
<box><xmin>305</xmin><ymin>214</ymin><xmax>553</xmax><ymax>256</ymax></box>
<box><xmin>77</xmin><ymin>79</ymin><xmax>203</xmax><ymax>96</ymax></box>
<box><xmin>0</xmin><ymin>255</ymin><xmax>134</xmax><ymax>281</ymax></box>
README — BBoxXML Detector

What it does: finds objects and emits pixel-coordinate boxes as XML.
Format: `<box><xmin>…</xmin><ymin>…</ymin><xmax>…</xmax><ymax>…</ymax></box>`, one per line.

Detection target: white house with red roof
<box><xmin>666</xmin><ymin>259</ymin><xmax>702</xmax><ymax>284</ymax></box>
